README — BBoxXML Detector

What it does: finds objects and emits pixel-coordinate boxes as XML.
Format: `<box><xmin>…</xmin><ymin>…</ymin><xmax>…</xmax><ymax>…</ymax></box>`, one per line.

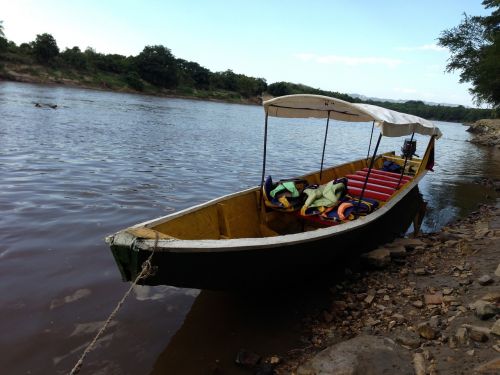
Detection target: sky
<box><xmin>0</xmin><ymin>0</ymin><xmax>492</xmax><ymax>107</ymax></box>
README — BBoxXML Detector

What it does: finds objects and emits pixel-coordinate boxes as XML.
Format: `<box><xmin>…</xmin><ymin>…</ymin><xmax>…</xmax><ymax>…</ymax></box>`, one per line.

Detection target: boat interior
<box><xmin>132</xmin><ymin>148</ymin><xmax>431</xmax><ymax>241</ymax></box>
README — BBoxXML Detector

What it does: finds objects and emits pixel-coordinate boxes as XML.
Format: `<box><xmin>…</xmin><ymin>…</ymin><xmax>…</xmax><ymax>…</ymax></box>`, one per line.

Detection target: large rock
<box><xmin>297</xmin><ymin>335</ymin><xmax>413</xmax><ymax>375</ymax></box>
<box><xmin>467</xmin><ymin>119</ymin><xmax>500</xmax><ymax>147</ymax></box>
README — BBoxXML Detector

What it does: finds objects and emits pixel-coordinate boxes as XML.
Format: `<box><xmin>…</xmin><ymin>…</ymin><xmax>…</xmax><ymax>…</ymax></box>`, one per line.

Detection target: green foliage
<box><xmin>83</xmin><ymin>48</ymin><xmax>129</xmax><ymax>74</ymax></box>
<box><xmin>267</xmin><ymin>81</ymin><xmax>354</xmax><ymax>102</ymax></box>
<box><xmin>0</xmin><ymin>37</ymin><xmax>7</xmax><ymax>53</ymax></box>
<box><xmin>210</xmin><ymin>70</ymin><xmax>267</xmax><ymax>97</ymax></box>
<box><xmin>60</xmin><ymin>46</ymin><xmax>87</xmax><ymax>69</ymax></box>
<box><xmin>363</xmin><ymin>99</ymin><xmax>495</xmax><ymax>122</ymax></box>
<box><xmin>135</xmin><ymin>45</ymin><xmax>179</xmax><ymax>88</ymax></box>
<box><xmin>18</xmin><ymin>43</ymin><xmax>32</xmax><ymax>54</ymax></box>
<box><xmin>0</xmin><ymin>20</ymin><xmax>5</xmax><ymax>52</ymax></box>
<box><xmin>176</xmin><ymin>58</ymin><xmax>211</xmax><ymax>89</ymax></box>
<box><xmin>125</xmin><ymin>71</ymin><xmax>144</xmax><ymax>91</ymax></box>
<box><xmin>32</xmin><ymin>33</ymin><xmax>59</xmax><ymax>64</ymax></box>
<box><xmin>438</xmin><ymin>0</ymin><xmax>500</xmax><ymax>107</ymax></box>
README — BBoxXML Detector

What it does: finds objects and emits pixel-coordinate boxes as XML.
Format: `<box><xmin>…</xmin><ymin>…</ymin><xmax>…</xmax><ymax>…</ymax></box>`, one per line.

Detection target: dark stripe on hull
<box><xmin>111</xmin><ymin>186</ymin><xmax>423</xmax><ymax>290</ymax></box>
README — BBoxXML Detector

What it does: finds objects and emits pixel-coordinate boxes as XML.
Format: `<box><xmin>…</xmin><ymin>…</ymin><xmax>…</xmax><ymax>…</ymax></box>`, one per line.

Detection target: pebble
<box><xmin>417</xmin><ymin>322</ymin><xmax>439</xmax><ymax>340</ymax></box>
<box><xmin>414</xmin><ymin>267</ymin><xmax>427</xmax><ymax>276</ymax></box>
<box><xmin>468</xmin><ymin>327</ymin><xmax>489</xmax><ymax>342</ymax></box>
<box><xmin>424</xmin><ymin>293</ymin><xmax>443</xmax><ymax>305</ymax></box>
<box><xmin>442</xmin><ymin>287</ymin><xmax>454</xmax><ymax>295</ymax></box>
<box><xmin>396</xmin><ymin>332</ymin><xmax>421</xmax><ymax>349</ymax></box>
<box><xmin>478</xmin><ymin>274</ymin><xmax>494</xmax><ymax>286</ymax></box>
<box><xmin>491</xmin><ymin>320</ymin><xmax>500</xmax><ymax>336</ymax></box>
<box><xmin>443</xmin><ymin>295</ymin><xmax>458</xmax><ymax>303</ymax></box>
<box><xmin>412</xmin><ymin>300</ymin><xmax>424</xmax><ymax>308</ymax></box>
<box><xmin>413</xmin><ymin>353</ymin><xmax>426</xmax><ymax>375</ymax></box>
<box><xmin>455</xmin><ymin>327</ymin><xmax>469</xmax><ymax>345</ymax></box>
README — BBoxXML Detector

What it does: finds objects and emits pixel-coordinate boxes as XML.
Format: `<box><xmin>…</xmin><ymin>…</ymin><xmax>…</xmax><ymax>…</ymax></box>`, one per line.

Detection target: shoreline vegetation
<box><xmin>0</xmin><ymin>32</ymin><xmax>497</xmax><ymax>123</ymax></box>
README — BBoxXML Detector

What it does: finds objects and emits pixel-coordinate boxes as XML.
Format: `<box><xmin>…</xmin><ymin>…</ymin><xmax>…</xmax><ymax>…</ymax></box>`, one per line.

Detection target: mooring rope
<box><xmin>69</xmin><ymin>233</ymin><xmax>159</xmax><ymax>375</ymax></box>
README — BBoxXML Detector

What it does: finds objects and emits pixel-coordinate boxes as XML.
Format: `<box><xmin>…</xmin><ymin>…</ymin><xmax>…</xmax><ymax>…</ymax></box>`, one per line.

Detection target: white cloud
<box><xmin>295</xmin><ymin>53</ymin><xmax>402</xmax><ymax>68</ymax></box>
<box><xmin>397</xmin><ymin>44</ymin><xmax>446</xmax><ymax>52</ymax></box>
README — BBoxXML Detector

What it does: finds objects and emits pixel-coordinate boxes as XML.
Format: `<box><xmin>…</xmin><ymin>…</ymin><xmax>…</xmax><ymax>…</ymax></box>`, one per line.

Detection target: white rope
<box><xmin>69</xmin><ymin>234</ymin><xmax>159</xmax><ymax>375</ymax></box>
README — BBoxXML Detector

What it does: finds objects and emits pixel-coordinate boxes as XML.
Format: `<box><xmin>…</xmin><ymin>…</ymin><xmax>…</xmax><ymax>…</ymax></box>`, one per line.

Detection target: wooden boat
<box><xmin>106</xmin><ymin>94</ymin><xmax>442</xmax><ymax>290</ymax></box>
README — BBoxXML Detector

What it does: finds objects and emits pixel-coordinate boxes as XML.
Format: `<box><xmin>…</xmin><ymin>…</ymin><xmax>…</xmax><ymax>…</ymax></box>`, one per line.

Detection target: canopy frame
<box><xmin>259</xmin><ymin>94</ymin><xmax>441</xmax><ymax>213</ymax></box>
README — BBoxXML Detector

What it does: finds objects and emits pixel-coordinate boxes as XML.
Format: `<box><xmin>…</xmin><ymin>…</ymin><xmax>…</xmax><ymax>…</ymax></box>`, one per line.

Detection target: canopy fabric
<box><xmin>263</xmin><ymin>94</ymin><xmax>442</xmax><ymax>139</ymax></box>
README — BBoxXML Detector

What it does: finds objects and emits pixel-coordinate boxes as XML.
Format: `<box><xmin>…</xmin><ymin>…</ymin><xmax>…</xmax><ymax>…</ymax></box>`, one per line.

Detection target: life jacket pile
<box><xmin>262</xmin><ymin>176</ymin><xmax>309</xmax><ymax>212</ymax></box>
<box><xmin>262</xmin><ymin>176</ymin><xmax>378</xmax><ymax>223</ymax></box>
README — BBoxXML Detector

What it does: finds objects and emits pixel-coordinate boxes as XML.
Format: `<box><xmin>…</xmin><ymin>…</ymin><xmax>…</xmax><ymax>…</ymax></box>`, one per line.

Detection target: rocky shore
<box><xmin>467</xmin><ymin>119</ymin><xmax>500</xmax><ymax>148</ymax></box>
<box><xmin>262</xmin><ymin>202</ymin><xmax>500</xmax><ymax>375</ymax></box>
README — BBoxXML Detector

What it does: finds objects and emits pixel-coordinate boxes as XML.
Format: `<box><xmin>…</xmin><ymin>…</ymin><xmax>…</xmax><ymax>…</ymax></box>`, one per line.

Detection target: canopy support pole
<box><xmin>397</xmin><ymin>132</ymin><xmax>415</xmax><ymax>188</ymax></box>
<box><xmin>259</xmin><ymin>112</ymin><xmax>269</xmax><ymax>210</ymax></box>
<box><xmin>319</xmin><ymin>111</ymin><xmax>331</xmax><ymax>182</ymax></box>
<box><xmin>366</xmin><ymin>121</ymin><xmax>375</xmax><ymax>160</ymax></box>
<box><xmin>356</xmin><ymin>133</ymin><xmax>382</xmax><ymax>214</ymax></box>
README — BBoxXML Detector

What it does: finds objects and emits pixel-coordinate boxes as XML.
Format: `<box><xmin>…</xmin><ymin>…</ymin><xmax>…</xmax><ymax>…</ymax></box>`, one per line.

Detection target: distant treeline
<box><xmin>0</xmin><ymin>32</ymin><xmax>496</xmax><ymax>122</ymax></box>
<box><xmin>266</xmin><ymin>82</ymin><xmax>496</xmax><ymax>123</ymax></box>
<box><xmin>0</xmin><ymin>33</ymin><xmax>267</xmax><ymax>100</ymax></box>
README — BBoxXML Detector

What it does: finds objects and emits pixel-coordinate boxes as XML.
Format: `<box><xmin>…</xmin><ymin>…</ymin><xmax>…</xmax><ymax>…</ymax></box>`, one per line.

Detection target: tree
<box><xmin>0</xmin><ymin>20</ymin><xmax>7</xmax><ymax>53</ymax></box>
<box><xmin>60</xmin><ymin>46</ymin><xmax>88</xmax><ymax>69</ymax></box>
<box><xmin>32</xmin><ymin>33</ymin><xmax>60</xmax><ymax>64</ymax></box>
<box><xmin>438</xmin><ymin>0</ymin><xmax>500</xmax><ymax>107</ymax></box>
<box><xmin>135</xmin><ymin>45</ymin><xmax>178</xmax><ymax>88</ymax></box>
<box><xmin>176</xmin><ymin>58</ymin><xmax>211</xmax><ymax>89</ymax></box>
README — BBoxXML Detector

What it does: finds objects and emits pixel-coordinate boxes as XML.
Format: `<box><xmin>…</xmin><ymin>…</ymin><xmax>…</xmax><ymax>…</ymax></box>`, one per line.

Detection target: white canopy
<box><xmin>263</xmin><ymin>94</ymin><xmax>442</xmax><ymax>139</ymax></box>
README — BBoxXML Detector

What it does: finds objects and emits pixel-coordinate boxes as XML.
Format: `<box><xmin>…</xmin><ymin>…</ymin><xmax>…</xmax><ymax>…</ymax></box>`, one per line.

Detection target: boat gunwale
<box><xmin>108</xmin><ymin>170</ymin><xmax>426</xmax><ymax>253</ymax></box>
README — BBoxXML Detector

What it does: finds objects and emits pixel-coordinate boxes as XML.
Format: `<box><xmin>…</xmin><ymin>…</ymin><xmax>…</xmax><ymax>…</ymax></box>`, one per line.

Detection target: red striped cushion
<box><xmin>346</xmin><ymin>174</ymin><xmax>400</xmax><ymax>189</ymax></box>
<box><xmin>347</xmin><ymin>186</ymin><xmax>391</xmax><ymax>201</ymax></box>
<box><xmin>347</xmin><ymin>179</ymin><xmax>395</xmax><ymax>195</ymax></box>
<box><xmin>362</xmin><ymin>168</ymin><xmax>412</xmax><ymax>181</ymax></box>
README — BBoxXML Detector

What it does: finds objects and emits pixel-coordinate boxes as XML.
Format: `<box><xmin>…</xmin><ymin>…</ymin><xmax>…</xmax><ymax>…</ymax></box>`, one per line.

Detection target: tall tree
<box><xmin>32</xmin><ymin>33</ymin><xmax>60</xmax><ymax>64</ymax></box>
<box><xmin>176</xmin><ymin>59</ymin><xmax>211</xmax><ymax>89</ymax></box>
<box><xmin>60</xmin><ymin>46</ymin><xmax>87</xmax><ymax>69</ymax></box>
<box><xmin>438</xmin><ymin>0</ymin><xmax>500</xmax><ymax>107</ymax></box>
<box><xmin>0</xmin><ymin>20</ymin><xmax>8</xmax><ymax>52</ymax></box>
<box><xmin>135</xmin><ymin>45</ymin><xmax>179</xmax><ymax>88</ymax></box>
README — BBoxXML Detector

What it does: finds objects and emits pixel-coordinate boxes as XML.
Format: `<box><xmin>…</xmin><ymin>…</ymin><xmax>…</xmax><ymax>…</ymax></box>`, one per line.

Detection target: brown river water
<box><xmin>0</xmin><ymin>82</ymin><xmax>499</xmax><ymax>374</ymax></box>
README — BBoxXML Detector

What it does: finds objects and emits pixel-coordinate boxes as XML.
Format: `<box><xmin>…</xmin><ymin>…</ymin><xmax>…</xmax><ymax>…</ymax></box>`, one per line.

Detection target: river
<box><xmin>0</xmin><ymin>81</ymin><xmax>498</xmax><ymax>375</ymax></box>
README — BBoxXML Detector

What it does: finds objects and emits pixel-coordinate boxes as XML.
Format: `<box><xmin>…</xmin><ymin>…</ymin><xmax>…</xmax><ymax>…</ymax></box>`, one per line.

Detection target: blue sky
<box><xmin>1</xmin><ymin>0</ymin><xmax>491</xmax><ymax>107</ymax></box>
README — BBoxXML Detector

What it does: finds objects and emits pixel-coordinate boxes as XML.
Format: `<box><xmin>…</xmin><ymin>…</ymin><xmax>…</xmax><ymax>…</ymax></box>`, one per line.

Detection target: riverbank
<box><xmin>467</xmin><ymin>119</ymin><xmax>500</xmax><ymax>148</ymax></box>
<box><xmin>261</xmin><ymin>199</ymin><xmax>499</xmax><ymax>375</ymax></box>
<box><xmin>229</xmin><ymin>133</ymin><xmax>500</xmax><ymax>375</ymax></box>
<box><xmin>0</xmin><ymin>62</ymin><xmax>262</xmax><ymax>105</ymax></box>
